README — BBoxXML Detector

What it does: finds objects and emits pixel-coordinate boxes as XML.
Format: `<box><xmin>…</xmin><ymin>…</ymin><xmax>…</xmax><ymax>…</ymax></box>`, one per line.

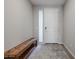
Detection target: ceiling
<box><xmin>30</xmin><ymin>0</ymin><xmax>66</xmax><ymax>6</ymax></box>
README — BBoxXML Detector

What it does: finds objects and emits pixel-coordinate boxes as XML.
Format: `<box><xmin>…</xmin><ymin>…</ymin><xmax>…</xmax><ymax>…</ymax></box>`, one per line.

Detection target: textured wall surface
<box><xmin>64</xmin><ymin>0</ymin><xmax>75</xmax><ymax>57</ymax></box>
<box><xmin>4</xmin><ymin>0</ymin><xmax>33</xmax><ymax>51</ymax></box>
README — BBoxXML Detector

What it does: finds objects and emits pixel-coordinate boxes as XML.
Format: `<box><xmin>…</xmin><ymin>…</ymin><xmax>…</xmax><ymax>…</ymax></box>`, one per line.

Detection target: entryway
<box><xmin>38</xmin><ymin>8</ymin><xmax>63</xmax><ymax>44</ymax></box>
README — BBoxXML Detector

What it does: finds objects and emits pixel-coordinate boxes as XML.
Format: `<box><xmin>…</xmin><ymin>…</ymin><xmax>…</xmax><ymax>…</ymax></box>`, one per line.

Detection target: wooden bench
<box><xmin>4</xmin><ymin>38</ymin><xmax>37</xmax><ymax>59</ymax></box>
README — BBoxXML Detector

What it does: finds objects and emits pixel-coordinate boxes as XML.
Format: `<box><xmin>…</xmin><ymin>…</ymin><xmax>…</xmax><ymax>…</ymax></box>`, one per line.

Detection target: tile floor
<box><xmin>27</xmin><ymin>44</ymin><xmax>71</xmax><ymax>59</ymax></box>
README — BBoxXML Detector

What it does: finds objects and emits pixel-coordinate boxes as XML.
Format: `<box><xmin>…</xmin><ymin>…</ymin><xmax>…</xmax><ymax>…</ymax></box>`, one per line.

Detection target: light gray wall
<box><xmin>64</xmin><ymin>0</ymin><xmax>75</xmax><ymax>57</ymax></box>
<box><xmin>33</xmin><ymin>7</ymin><xmax>39</xmax><ymax>41</ymax></box>
<box><xmin>4</xmin><ymin>0</ymin><xmax>33</xmax><ymax>51</ymax></box>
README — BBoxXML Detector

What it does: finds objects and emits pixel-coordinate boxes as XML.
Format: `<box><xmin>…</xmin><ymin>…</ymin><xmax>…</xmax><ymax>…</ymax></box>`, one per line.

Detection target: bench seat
<box><xmin>4</xmin><ymin>38</ymin><xmax>37</xmax><ymax>59</ymax></box>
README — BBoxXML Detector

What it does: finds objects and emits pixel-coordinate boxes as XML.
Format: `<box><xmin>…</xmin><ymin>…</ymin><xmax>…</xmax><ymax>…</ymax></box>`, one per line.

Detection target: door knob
<box><xmin>45</xmin><ymin>27</ymin><xmax>47</xmax><ymax>30</ymax></box>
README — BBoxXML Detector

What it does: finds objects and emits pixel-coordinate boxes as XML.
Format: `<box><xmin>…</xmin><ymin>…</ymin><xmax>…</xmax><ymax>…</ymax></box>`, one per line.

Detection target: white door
<box><xmin>44</xmin><ymin>8</ymin><xmax>59</xmax><ymax>43</ymax></box>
